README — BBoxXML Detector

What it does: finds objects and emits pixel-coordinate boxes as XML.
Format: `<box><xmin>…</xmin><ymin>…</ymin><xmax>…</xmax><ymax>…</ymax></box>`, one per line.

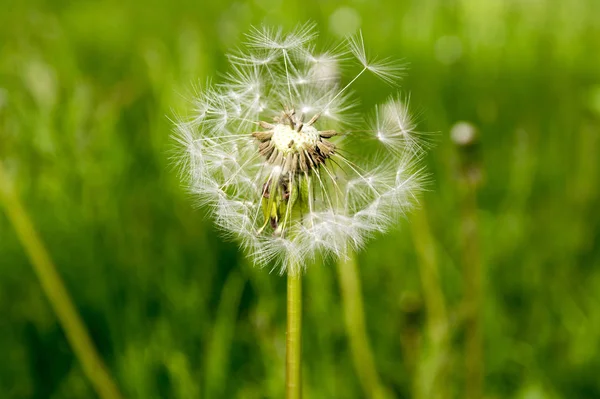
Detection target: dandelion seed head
<box><xmin>174</xmin><ymin>23</ymin><xmax>428</xmax><ymax>274</ymax></box>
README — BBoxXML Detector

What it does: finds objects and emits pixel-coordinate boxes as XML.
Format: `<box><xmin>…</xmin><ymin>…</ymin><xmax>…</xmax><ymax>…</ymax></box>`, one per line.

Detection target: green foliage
<box><xmin>1</xmin><ymin>0</ymin><xmax>599</xmax><ymax>397</ymax></box>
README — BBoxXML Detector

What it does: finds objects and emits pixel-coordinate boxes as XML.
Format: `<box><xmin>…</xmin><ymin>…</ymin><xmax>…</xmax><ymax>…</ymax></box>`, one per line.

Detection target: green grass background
<box><xmin>1</xmin><ymin>0</ymin><xmax>599</xmax><ymax>397</ymax></box>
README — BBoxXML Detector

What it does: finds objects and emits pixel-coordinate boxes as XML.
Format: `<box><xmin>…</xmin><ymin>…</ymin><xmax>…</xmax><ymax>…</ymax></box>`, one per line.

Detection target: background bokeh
<box><xmin>1</xmin><ymin>0</ymin><xmax>600</xmax><ymax>398</ymax></box>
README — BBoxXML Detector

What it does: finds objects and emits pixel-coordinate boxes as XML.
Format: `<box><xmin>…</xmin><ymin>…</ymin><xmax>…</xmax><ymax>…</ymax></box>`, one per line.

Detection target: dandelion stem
<box><xmin>461</xmin><ymin>179</ymin><xmax>483</xmax><ymax>399</ymax></box>
<box><xmin>286</xmin><ymin>269</ymin><xmax>302</xmax><ymax>399</ymax></box>
<box><xmin>0</xmin><ymin>162</ymin><xmax>123</xmax><ymax>399</ymax></box>
<box><xmin>337</xmin><ymin>253</ymin><xmax>389</xmax><ymax>399</ymax></box>
<box><xmin>452</xmin><ymin>127</ymin><xmax>484</xmax><ymax>399</ymax></box>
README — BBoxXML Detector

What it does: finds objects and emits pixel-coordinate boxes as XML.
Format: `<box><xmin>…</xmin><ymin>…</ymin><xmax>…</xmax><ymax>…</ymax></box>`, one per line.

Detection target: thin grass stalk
<box><xmin>337</xmin><ymin>253</ymin><xmax>389</xmax><ymax>399</ymax></box>
<box><xmin>0</xmin><ymin>162</ymin><xmax>123</xmax><ymax>399</ymax></box>
<box><xmin>411</xmin><ymin>207</ymin><xmax>450</xmax><ymax>399</ymax></box>
<box><xmin>286</xmin><ymin>270</ymin><xmax>302</xmax><ymax>399</ymax></box>
<box><xmin>204</xmin><ymin>270</ymin><xmax>245</xmax><ymax>398</ymax></box>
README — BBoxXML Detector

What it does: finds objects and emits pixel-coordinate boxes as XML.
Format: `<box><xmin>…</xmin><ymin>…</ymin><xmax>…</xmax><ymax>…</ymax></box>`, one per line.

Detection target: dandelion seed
<box><xmin>346</xmin><ymin>30</ymin><xmax>405</xmax><ymax>85</ymax></box>
<box><xmin>174</xmin><ymin>24</ymin><xmax>427</xmax><ymax>274</ymax></box>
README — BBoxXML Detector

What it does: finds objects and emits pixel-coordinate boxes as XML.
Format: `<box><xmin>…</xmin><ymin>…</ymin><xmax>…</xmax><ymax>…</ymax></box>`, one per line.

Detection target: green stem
<box><xmin>454</xmin><ymin>132</ymin><xmax>484</xmax><ymax>399</ymax></box>
<box><xmin>461</xmin><ymin>182</ymin><xmax>483</xmax><ymax>399</ymax></box>
<box><xmin>286</xmin><ymin>270</ymin><xmax>302</xmax><ymax>399</ymax></box>
<box><xmin>411</xmin><ymin>207</ymin><xmax>450</xmax><ymax>399</ymax></box>
<box><xmin>412</xmin><ymin>208</ymin><xmax>448</xmax><ymax>339</ymax></box>
<box><xmin>0</xmin><ymin>162</ymin><xmax>123</xmax><ymax>399</ymax></box>
<box><xmin>205</xmin><ymin>270</ymin><xmax>245</xmax><ymax>398</ymax></box>
<box><xmin>337</xmin><ymin>253</ymin><xmax>388</xmax><ymax>399</ymax></box>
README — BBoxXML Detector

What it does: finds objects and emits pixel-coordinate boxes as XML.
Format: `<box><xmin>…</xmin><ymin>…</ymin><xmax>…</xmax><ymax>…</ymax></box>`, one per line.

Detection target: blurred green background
<box><xmin>1</xmin><ymin>0</ymin><xmax>600</xmax><ymax>398</ymax></box>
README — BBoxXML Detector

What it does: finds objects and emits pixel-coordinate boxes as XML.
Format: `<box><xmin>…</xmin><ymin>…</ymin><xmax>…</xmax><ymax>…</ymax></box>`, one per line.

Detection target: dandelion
<box><xmin>175</xmin><ymin>23</ymin><xmax>425</xmax><ymax>274</ymax></box>
<box><xmin>173</xmin><ymin>23</ymin><xmax>427</xmax><ymax>398</ymax></box>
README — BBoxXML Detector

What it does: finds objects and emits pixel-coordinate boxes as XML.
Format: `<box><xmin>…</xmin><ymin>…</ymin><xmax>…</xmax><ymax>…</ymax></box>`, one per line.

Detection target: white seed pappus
<box><xmin>173</xmin><ymin>23</ymin><xmax>429</xmax><ymax>274</ymax></box>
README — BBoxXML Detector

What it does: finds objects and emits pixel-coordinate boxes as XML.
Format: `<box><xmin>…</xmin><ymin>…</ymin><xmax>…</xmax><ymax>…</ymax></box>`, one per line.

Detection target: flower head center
<box><xmin>271</xmin><ymin>123</ymin><xmax>320</xmax><ymax>155</ymax></box>
<box><xmin>252</xmin><ymin>109</ymin><xmax>339</xmax><ymax>174</ymax></box>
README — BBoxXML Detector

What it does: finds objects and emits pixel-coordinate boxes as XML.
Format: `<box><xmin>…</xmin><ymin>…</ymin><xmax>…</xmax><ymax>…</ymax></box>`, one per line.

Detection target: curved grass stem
<box><xmin>0</xmin><ymin>162</ymin><xmax>123</xmax><ymax>399</ymax></box>
<box><xmin>337</xmin><ymin>253</ymin><xmax>389</xmax><ymax>399</ymax></box>
<box><xmin>411</xmin><ymin>207</ymin><xmax>450</xmax><ymax>399</ymax></box>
